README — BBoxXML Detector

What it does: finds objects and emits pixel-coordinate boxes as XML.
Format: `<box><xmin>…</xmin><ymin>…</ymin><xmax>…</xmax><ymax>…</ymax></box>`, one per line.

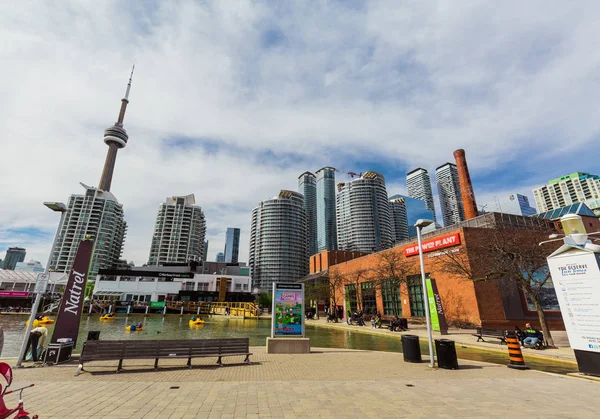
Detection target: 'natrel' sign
<box><xmin>404</xmin><ymin>232</ymin><xmax>461</xmax><ymax>257</ymax></box>
<box><xmin>51</xmin><ymin>239</ymin><xmax>94</xmax><ymax>345</ymax></box>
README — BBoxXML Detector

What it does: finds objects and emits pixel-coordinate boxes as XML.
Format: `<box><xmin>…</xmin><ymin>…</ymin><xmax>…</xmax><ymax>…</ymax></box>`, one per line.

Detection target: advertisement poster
<box><xmin>547</xmin><ymin>249</ymin><xmax>600</xmax><ymax>353</ymax></box>
<box><xmin>51</xmin><ymin>240</ymin><xmax>94</xmax><ymax>345</ymax></box>
<box><xmin>272</xmin><ymin>283</ymin><xmax>304</xmax><ymax>337</ymax></box>
<box><xmin>426</xmin><ymin>277</ymin><xmax>449</xmax><ymax>335</ymax></box>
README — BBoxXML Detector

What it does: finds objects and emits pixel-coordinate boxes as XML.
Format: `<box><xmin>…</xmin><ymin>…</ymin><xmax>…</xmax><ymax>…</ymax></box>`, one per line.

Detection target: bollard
<box><xmin>88</xmin><ymin>302</ymin><xmax>93</xmax><ymax>316</ymax></box>
<box><xmin>144</xmin><ymin>305</ymin><xmax>149</xmax><ymax>317</ymax></box>
<box><xmin>506</xmin><ymin>333</ymin><xmax>530</xmax><ymax>370</ymax></box>
<box><xmin>180</xmin><ymin>306</ymin><xmax>184</xmax><ymax>317</ymax></box>
<box><xmin>108</xmin><ymin>304</ymin><xmax>113</xmax><ymax>314</ymax></box>
<box><xmin>126</xmin><ymin>305</ymin><xmax>131</xmax><ymax>315</ymax></box>
<box><xmin>197</xmin><ymin>307</ymin><xmax>200</xmax><ymax>315</ymax></box>
<box><xmin>162</xmin><ymin>305</ymin><xmax>167</xmax><ymax>317</ymax></box>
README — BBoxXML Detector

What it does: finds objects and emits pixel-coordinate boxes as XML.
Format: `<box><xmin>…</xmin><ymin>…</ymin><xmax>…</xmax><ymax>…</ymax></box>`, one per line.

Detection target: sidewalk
<box><xmin>306</xmin><ymin>317</ymin><xmax>577</xmax><ymax>363</ymax></box>
<box><xmin>4</xmin><ymin>346</ymin><xmax>597</xmax><ymax>418</ymax></box>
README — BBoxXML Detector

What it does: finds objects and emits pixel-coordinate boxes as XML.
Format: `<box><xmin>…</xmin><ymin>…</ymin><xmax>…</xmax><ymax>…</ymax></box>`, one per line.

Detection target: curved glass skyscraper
<box><xmin>336</xmin><ymin>171</ymin><xmax>393</xmax><ymax>253</ymax></box>
<box><xmin>298</xmin><ymin>172</ymin><xmax>317</xmax><ymax>257</ymax></box>
<box><xmin>249</xmin><ymin>190</ymin><xmax>308</xmax><ymax>292</ymax></box>
<box><xmin>316</xmin><ymin>167</ymin><xmax>338</xmax><ymax>251</ymax></box>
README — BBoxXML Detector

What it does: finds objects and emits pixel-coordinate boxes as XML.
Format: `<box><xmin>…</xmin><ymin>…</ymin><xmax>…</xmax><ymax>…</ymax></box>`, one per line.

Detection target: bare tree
<box><xmin>436</xmin><ymin>227</ymin><xmax>559</xmax><ymax>347</ymax></box>
<box><xmin>343</xmin><ymin>267</ymin><xmax>370</xmax><ymax>313</ymax></box>
<box><xmin>372</xmin><ymin>250</ymin><xmax>415</xmax><ymax>317</ymax></box>
<box><xmin>327</xmin><ymin>267</ymin><xmax>347</xmax><ymax>322</ymax></box>
<box><xmin>303</xmin><ymin>277</ymin><xmax>329</xmax><ymax>320</ymax></box>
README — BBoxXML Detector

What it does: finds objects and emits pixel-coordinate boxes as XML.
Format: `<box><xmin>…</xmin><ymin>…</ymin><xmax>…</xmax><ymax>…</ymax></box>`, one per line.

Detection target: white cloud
<box><xmin>1</xmin><ymin>1</ymin><xmax>600</xmax><ymax>265</ymax></box>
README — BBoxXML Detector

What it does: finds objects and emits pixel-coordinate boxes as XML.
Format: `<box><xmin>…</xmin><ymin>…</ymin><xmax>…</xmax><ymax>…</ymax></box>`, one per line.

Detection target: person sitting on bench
<box><xmin>522</xmin><ymin>323</ymin><xmax>542</xmax><ymax>348</ymax></box>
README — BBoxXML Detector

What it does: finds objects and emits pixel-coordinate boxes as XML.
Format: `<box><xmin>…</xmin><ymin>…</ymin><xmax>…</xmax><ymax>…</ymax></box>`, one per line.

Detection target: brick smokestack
<box><xmin>453</xmin><ymin>149</ymin><xmax>478</xmax><ymax>220</ymax></box>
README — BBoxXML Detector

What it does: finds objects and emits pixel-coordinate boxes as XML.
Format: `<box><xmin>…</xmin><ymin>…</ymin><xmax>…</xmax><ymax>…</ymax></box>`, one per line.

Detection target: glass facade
<box><xmin>224</xmin><ymin>227</ymin><xmax>240</xmax><ymax>263</ymax></box>
<box><xmin>381</xmin><ymin>279</ymin><xmax>402</xmax><ymax>316</ymax></box>
<box><xmin>316</xmin><ymin>167</ymin><xmax>338</xmax><ymax>251</ymax></box>
<box><xmin>406</xmin><ymin>168</ymin><xmax>436</xmax><ymax>222</ymax></box>
<box><xmin>361</xmin><ymin>282</ymin><xmax>377</xmax><ymax>315</ymax></box>
<box><xmin>407</xmin><ymin>275</ymin><xmax>426</xmax><ymax>317</ymax></box>
<box><xmin>436</xmin><ymin>163</ymin><xmax>465</xmax><ymax>227</ymax></box>
<box><xmin>389</xmin><ymin>194</ymin><xmax>435</xmax><ymax>238</ymax></box>
<box><xmin>298</xmin><ymin>172</ymin><xmax>318</xmax><ymax>256</ymax></box>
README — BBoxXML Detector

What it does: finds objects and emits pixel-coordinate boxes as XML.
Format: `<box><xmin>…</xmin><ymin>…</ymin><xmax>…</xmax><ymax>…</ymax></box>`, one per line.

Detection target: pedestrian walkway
<box><xmin>3</xmin><ymin>346</ymin><xmax>597</xmax><ymax>418</ymax></box>
<box><xmin>306</xmin><ymin>317</ymin><xmax>576</xmax><ymax>363</ymax></box>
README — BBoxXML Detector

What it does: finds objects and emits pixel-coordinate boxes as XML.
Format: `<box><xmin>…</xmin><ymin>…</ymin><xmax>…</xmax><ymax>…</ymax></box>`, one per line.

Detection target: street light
<box><xmin>16</xmin><ymin>202</ymin><xmax>67</xmax><ymax>367</ymax></box>
<box><xmin>415</xmin><ymin>218</ymin><xmax>435</xmax><ymax>368</ymax></box>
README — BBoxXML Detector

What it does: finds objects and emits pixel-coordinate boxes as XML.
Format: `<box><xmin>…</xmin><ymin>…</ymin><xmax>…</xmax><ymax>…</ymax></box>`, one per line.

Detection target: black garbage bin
<box><xmin>435</xmin><ymin>339</ymin><xmax>459</xmax><ymax>369</ymax></box>
<box><xmin>401</xmin><ymin>334</ymin><xmax>422</xmax><ymax>363</ymax></box>
<box><xmin>87</xmin><ymin>331</ymin><xmax>100</xmax><ymax>341</ymax></box>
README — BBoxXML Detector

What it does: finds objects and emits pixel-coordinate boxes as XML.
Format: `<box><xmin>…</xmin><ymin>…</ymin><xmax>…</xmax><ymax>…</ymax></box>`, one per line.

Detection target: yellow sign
<box><xmin>218</xmin><ymin>278</ymin><xmax>229</xmax><ymax>302</ymax></box>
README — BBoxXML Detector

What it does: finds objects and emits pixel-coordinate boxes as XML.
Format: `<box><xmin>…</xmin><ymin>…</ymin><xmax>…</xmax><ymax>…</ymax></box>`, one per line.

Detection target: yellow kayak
<box><xmin>100</xmin><ymin>314</ymin><xmax>116</xmax><ymax>320</ymax></box>
<box><xmin>26</xmin><ymin>316</ymin><xmax>54</xmax><ymax>327</ymax></box>
<box><xmin>189</xmin><ymin>318</ymin><xmax>205</xmax><ymax>326</ymax></box>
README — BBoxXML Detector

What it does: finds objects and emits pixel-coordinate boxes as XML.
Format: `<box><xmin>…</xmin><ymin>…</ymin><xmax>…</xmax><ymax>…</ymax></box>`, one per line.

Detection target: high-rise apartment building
<box><xmin>389</xmin><ymin>197</ymin><xmax>409</xmax><ymax>243</ymax></box>
<box><xmin>148</xmin><ymin>194</ymin><xmax>206</xmax><ymax>266</ymax></box>
<box><xmin>49</xmin><ymin>69</ymin><xmax>135</xmax><ymax>279</ymax></box>
<box><xmin>482</xmin><ymin>193</ymin><xmax>537</xmax><ymax>216</ymax></box>
<box><xmin>316</xmin><ymin>167</ymin><xmax>338</xmax><ymax>251</ymax></box>
<box><xmin>533</xmin><ymin>172</ymin><xmax>600</xmax><ymax>213</ymax></box>
<box><xmin>406</xmin><ymin>168</ymin><xmax>436</xmax><ymax>222</ymax></box>
<box><xmin>436</xmin><ymin>163</ymin><xmax>465</xmax><ymax>227</ymax></box>
<box><xmin>249</xmin><ymin>190</ymin><xmax>307</xmax><ymax>292</ymax></box>
<box><xmin>2</xmin><ymin>247</ymin><xmax>26</xmax><ymax>270</ymax></box>
<box><xmin>389</xmin><ymin>194</ymin><xmax>436</xmax><ymax>238</ymax></box>
<box><xmin>336</xmin><ymin>171</ymin><xmax>393</xmax><ymax>253</ymax></box>
<box><xmin>216</xmin><ymin>252</ymin><xmax>225</xmax><ymax>263</ymax></box>
<box><xmin>298</xmin><ymin>172</ymin><xmax>317</xmax><ymax>256</ymax></box>
<box><xmin>224</xmin><ymin>227</ymin><xmax>240</xmax><ymax>263</ymax></box>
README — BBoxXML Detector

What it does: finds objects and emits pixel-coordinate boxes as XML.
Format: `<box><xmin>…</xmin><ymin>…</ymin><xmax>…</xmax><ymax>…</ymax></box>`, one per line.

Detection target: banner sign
<box><xmin>98</xmin><ymin>269</ymin><xmax>194</xmax><ymax>278</ymax></box>
<box><xmin>149</xmin><ymin>301</ymin><xmax>166</xmax><ymax>309</ymax></box>
<box><xmin>218</xmin><ymin>277</ymin><xmax>229</xmax><ymax>302</ymax></box>
<box><xmin>0</xmin><ymin>291</ymin><xmax>29</xmax><ymax>297</ymax></box>
<box><xmin>51</xmin><ymin>240</ymin><xmax>94</xmax><ymax>345</ymax></box>
<box><xmin>426</xmin><ymin>278</ymin><xmax>449</xmax><ymax>335</ymax></box>
<box><xmin>547</xmin><ymin>250</ymin><xmax>600</xmax><ymax>353</ymax></box>
<box><xmin>404</xmin><ymin>233</ymin><xmax>461</xmax><ymax>257</ymax></box>
<box><xmin>271</xmin><ymin>283</ymin><xmax>304</xmax><ymax>337</ymax></box>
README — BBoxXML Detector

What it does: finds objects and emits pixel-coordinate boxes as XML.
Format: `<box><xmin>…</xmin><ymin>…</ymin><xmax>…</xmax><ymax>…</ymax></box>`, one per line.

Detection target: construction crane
<box><xmin>335</xmin><ymin>169</ymin><xmax>362</xmax><ymax>179</ymax></box>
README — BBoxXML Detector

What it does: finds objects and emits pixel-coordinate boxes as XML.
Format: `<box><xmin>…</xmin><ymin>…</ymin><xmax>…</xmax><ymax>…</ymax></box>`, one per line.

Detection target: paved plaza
<box><xmin>2</xmin><ymin>346</ymin><xmax>597</xmax><ymax>418</ymax></box>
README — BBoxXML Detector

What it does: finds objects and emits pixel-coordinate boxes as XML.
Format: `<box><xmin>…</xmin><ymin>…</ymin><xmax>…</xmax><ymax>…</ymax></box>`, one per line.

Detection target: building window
<box><xmin>243</xmin><ymin>283</ymin><xmax>248</xmax><ymax>290</ymax></box>
<box><xmin>183</xmin><ymin>282</ymin><xmax>195</xmax><ymax>291</ymax></box>
<box><xmin>235</xmin><ymin>283</ymin><xmax>242</xmax><ymax>291</ymax></box>
<box><xmin>198</xmin><ymin>282</ymin><xmax>209</xmax><ymax>292</ymax></box>
<box><xmin>345</xmin><ymin>284</ymin><xmax>357</xmax><ymax>314</ymax></box>
<box><xmin>407</xmin><ymin>275</ymin><xmax>426</xmax><ymax>317</ymax></box>
<box><xmin>361</xmin><ymin>282</ymin><xmax>377</xmax><ymax>315</ymax></box>
<box><xmin>382</xmin><ymin>280</ymin><xmax>402</xmax><ymax>316</ymax></box>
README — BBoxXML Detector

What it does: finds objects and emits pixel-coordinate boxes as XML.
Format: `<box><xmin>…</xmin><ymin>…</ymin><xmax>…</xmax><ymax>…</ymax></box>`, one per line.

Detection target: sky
<box><xmin>2</xmin><ymin>1</ymin><xmax>600</xmax><ymax>267</ymax></box>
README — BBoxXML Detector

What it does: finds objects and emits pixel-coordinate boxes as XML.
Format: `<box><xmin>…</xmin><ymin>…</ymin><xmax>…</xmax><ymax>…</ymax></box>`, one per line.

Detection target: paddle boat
<box><xmin>125</xmin><ymin>323</ymin><xmax>143</xmax><ymax>331</ymax></box>
<box><xmin>189</xmin><ymin>316</ymin><xmax>205</xmax><ymax>326</ymax></box>
<box><xmin>25</xmin><ymin>316</ymin><xmax>54</xmax><ymax>327</ymax></box>
<box><xmin>100</xmin><ymin>313</ymin><xmax>116</xmax><ymax>320</ymax></box>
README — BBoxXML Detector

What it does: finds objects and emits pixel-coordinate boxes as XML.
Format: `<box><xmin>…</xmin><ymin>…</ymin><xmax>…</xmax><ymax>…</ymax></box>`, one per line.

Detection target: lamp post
<box><xmin>415</xmin><ymin>218</ymin><xmax>435</xmax><ymax>368</ymax></box>
<box><xmin>16</xmin><ymin>202</ymin><xmax>67</xmax><ymax>367</ymax></box>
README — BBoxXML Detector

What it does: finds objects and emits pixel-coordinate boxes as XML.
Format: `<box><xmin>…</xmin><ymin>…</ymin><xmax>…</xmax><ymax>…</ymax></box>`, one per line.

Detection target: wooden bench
<box><xmin>472</xmin><ymin>328</ymin><xmax>507</xmax><ymax>344</ymax></box>
<box><xmin>75</xmin><ymin>338</ymin><xmax>251</xmax><ymax>376</ymax></box>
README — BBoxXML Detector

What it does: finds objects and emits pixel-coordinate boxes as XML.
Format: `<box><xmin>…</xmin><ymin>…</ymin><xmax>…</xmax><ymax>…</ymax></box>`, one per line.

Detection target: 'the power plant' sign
<box><xmin>404</xmin><ymin>233</ymin><xmax>461</xmax><ymax>257</ymax></box>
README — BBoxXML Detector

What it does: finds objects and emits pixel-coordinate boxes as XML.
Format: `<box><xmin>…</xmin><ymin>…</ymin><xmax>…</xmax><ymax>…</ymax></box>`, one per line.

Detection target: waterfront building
<box><xmin>436</xmin><ymin>163</ymin><xmax>465</xmax><ymax>226</ymax></box>
<box><xmin>389</xmin><ymin>197</ymin><xmax>409</xmax><ymax>243</ymax></box>
<box><xmin>216</xmin><ymin>252</ymin><xmax>225</xmax><ymax>263</ymax></box>
<box><xmin>14</xmin><ymin>259</ymin><xmax>44</xmax><ymax>273</ymax></box>
<box><xmin>336</xmin><ymin>171</ymin><xmax>393</xmax><ymax>253</ymax></box>
<box><xmin>482</xmin><ymin>193</ymin><xmax>537</xmax><ymax>216</ymax></box>
<box><xmin>389</xmin><ymin>194</ymin><xmax>436</xmax><ymax>238</ymax></box>
<box><xmin>2</xmin><ymin>247</ymin><xmax>26</xmax><ymax>270</ymax></box>
<box><xmin>533</xmin><ymin>172</ymin><xmax>600</xmax><ymax>213</ymax></box>
<box><xmin>316</xmin><ymin>167</ymin><xmax>338</xmax><ymax>251</ymax></box>
<box><xmin>49</xmin><ymin>69</ymin><xmax>134</xmax><ymax>280</ymax></box>
<box><xmin>406</xmin><ymin>168</ymin><xmax>436</xmax><ymax>222</ymax></box>
<box><xmin>298</xmin><ymin>172</ymin><xmax>318</xmax><ymax>256</ymax></box>
<box><xmin>224</xmin><ymin>228</ymin><xmax>241</xmax><ymax>264</ymax></box>
<box><xmin>249</xmin><ymin>190</ymin><xmax>307</xmax><ymax>292</ymax></box>
<box><xmin>148</xmin><ymin>194</ymin><xmax>206</xmax><ymax>266</ymax></box>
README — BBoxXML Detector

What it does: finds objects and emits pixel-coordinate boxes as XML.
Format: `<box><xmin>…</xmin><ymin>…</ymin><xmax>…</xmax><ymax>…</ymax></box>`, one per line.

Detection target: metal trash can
<box><xmin>87</xmin><ymin>331</ymin><xmax>101</xmax><ymax>341</ymax></box>
<box><xmin>401</xmin><ymin>334</ymin><xmax>422</xmax><ymax>363</ymax></box>
<box><xmin>435</xmin><ymin>339</ymin><xmax>459</xmax><ymax>370</ymax></box>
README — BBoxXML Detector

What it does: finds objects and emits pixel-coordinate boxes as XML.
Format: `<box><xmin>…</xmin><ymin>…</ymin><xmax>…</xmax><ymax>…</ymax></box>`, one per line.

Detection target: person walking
<box><xmin>25</xmin><ymin>326</ymin><xmax>48</xmax><ymax>362</ymax></box>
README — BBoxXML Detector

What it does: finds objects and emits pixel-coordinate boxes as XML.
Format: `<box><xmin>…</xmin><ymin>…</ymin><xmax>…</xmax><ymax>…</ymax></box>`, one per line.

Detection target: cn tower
<box><xmin>98</xmin><ymin>66</ymin><xmax>135</xmax><ymax>192</ymax></box>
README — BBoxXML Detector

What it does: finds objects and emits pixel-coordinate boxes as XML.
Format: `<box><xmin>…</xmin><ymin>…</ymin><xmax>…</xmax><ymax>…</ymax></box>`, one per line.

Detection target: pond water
<box><xmin>0</xmin><ymin>314</ymin><xmax>576</xmax><ymax>375</ymax></box>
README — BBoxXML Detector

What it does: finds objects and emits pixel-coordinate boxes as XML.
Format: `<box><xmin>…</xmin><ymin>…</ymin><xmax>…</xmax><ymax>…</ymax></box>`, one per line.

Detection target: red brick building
<box><xmin>311</xmin><ymin>213</ymin><xmax>566</xmax><ymax>330</ymax></box>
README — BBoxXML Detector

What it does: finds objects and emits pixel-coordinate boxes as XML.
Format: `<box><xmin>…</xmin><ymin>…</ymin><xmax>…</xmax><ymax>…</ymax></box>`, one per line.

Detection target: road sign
<box><xmin>34</xmin><ymin>272</ymin><xmax>50</xmax><ymax>294</ymax></box>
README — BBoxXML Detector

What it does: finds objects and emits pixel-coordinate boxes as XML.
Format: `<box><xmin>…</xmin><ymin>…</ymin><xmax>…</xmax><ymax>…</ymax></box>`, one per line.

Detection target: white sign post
<box><xmin>547</xmin><ymin>246</ymin><xmax>600</xmax><ymax>376</ymax></box>
<box><xmin>34</xmin><ymin>272</ymin><xmax>50</xmax><ymax>294</ymax></box>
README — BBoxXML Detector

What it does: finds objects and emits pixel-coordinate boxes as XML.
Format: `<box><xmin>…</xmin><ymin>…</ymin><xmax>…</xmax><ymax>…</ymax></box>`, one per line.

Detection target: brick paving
<box><xmin>3</xmin><ymin>346</ymin><xmax>597</xmax><ymax>418</ymax></box>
